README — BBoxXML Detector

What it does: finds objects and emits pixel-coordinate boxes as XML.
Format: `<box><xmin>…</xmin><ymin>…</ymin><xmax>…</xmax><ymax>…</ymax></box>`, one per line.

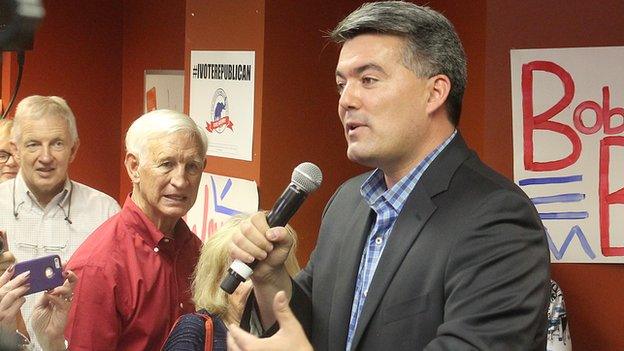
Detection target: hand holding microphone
<box><xmin>221</xmin><ymin>162</ymin><xmax>322</xmax><ymax>294</ymax></box>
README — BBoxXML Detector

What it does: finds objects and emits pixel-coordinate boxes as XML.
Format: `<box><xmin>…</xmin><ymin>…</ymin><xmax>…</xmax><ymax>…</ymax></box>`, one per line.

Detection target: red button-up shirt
<box><xmin>65</xmin><ymin>196</ymin><xmax>202</xmax><ymax>350</ymax></box>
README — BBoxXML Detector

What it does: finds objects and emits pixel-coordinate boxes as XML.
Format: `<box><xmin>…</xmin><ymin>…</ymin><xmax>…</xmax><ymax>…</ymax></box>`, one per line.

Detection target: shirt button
<box><xmin>164</xmin><ymin>238</ymin><xmax>170</xmax><ymax>243</ymax></box>
<box><xmin>375</xmin><ymin>237</ymin><xmax>383</xmax><ymax>245</ymax></box>
<box><xmin>179</xmin><ymin>302</ymin><xmax>184</xmax><ymax>309</ymax></box>
<box><xmin>364</xmin><ymin>290</ymin><xmax>368</xmax><ymax>297</ymax></box>
<box><xmin>153</xmin><ymin>247</ymin><xmax>159</xmax><ymax>253</ymax></box>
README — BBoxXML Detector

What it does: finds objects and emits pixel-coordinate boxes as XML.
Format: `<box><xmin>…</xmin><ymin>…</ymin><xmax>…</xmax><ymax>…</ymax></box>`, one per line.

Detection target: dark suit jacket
<box><xmin>291</xmin><ymin>134</ymin><xmax>550</xmax><ymax>351</ymax></box>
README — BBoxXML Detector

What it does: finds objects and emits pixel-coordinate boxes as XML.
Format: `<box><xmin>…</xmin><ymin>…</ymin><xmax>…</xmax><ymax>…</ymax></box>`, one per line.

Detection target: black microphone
<box><xmin>220</xmin><ymin>162</ymin><xmax>322</xmax><ymax>294</ymax></box>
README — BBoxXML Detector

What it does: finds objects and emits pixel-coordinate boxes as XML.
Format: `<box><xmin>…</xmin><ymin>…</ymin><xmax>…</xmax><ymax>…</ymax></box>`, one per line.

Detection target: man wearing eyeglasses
<box><xmin>0</xmin><ymin>95</ymin><xmax>121</xmax><ymax>348</ymax></box>
<box><xmin>0</xmin><ymin>119</ymin><xmax>19</xmax><ymax>183</ymax></box>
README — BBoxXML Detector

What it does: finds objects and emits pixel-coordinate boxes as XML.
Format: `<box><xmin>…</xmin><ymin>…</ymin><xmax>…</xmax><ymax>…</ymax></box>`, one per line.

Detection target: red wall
<box><xmin>119</xmin><ymin>0</ymin><xmax>187</xmax><ymax>200</ymax></box>
<box><xmin>184</xmin><ymin>0</ymin><xmax>265</xmax><ymax>184</ymax></box>
<box><xmin>261</xmin><ymin>0</ymin><xmax>368</xmax><ymax>262</ymax></box>
<box><xmin>434</xmin><ymin>0</ymin><xmax>486</xmax><ymax>154</ymax></box>
<box><xmin>2</xmin><ymin>0</ymin><xmax>123</xmax><ymax>199</ymax></box>
<box><xmin>261</xmin><ymin>0</ymin><xmax>486</xmax><ymax>267</ymax></box>
<box><xmin>184</xmin><ymin>0</ymin><xmax>487</xmax><ymax>267</ymax></box>
<box><xmin>1</xmin><ymin>0</ymin><xmax>187</xmax><ymax>203</ymax></box>
<box><xmin>484</xmin><ymin>1</ymin><xmax>624</xmax><ymax>349</ymax></box>
<box><xmin>5</xmin><ymin>1</ymin><xmax>620</xmax><ymax>347</ymax></box>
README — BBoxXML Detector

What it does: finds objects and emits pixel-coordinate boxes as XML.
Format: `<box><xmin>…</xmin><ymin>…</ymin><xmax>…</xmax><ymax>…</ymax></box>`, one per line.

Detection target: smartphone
<box><xmin>13</xmin><ymin>254</ymin><xmax>64</xmax><ymax>295</ymax></box>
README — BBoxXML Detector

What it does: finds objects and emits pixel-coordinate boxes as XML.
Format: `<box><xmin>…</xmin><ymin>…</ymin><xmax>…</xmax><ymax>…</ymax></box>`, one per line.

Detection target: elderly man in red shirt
<box><xmin>65</xmin><ymin>109</ymin><xmax>207</xmax><ymax>350</ymax></box>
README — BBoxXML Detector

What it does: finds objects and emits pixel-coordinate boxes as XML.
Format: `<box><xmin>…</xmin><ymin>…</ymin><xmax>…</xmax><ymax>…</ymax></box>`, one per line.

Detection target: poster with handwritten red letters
<box><xmin>511</xmin><ymin>46</ymin><xmax>624</xmax><ymax>263</ymax></box>
<box><xmin>184</xmin><ymin>172</ymin><xmax>259</xmax><ymax>242</ymax></box>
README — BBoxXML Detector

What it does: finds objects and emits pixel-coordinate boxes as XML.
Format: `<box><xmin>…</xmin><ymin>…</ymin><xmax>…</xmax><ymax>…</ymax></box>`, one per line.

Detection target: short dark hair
<box><xmin>331</xmin><ymin>1</ymin><xmax>467</xmax><ymax>126</ymax></box>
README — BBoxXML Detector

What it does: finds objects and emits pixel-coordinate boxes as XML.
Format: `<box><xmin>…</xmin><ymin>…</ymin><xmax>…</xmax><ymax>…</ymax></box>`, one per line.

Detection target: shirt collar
<box><xmin>14</xmin><ymin>171</ymin><xmax>73</xmax><ymax>209</ymax></box>
<box><xmin>121</xmin><ymin>194</ymin><xmax>193</xmax><ymax>254</ymax></box>
<box><xmin>361</xmin><ymin>130</ymin><xmax>458</xmax><ymax>213</ymax></box>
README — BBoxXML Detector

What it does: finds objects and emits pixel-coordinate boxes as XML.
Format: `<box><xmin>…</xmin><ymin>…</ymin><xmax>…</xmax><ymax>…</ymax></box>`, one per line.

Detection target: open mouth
<box><xmin>346</xmin><ymin>121</ymin><xmax>365</xmax><ymax>134</ymax></box>
<box><xmin>36</xmin><ymin>167</ymin><xmax>55</xmax><ymax>175</ymax></box>
<box><xmin>164</xmin><ymin>194</ymin><xmax>187</xmax><ymax>202</ymax></box>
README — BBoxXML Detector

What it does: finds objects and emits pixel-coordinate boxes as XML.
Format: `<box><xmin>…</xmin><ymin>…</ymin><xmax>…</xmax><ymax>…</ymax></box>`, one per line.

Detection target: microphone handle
<box><xmin>266</xmin><ymin>184</ymin><xmax>307</xmax><ymax>227</ymax></box>
<box><xmin>220</xmin><ymin>184</ymin><xmax>307</xmax><ymax>294</ymax></box>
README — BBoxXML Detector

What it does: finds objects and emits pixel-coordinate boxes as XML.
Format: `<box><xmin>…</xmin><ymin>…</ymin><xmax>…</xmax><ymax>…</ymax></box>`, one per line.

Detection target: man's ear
<box><xmin>68</xmin><ymin>138</ymin><xmax>80</xmax><ymax>163</ymax></box>
<box><xmin>426</xmin><ymin>74</ymin><xmax>451</xmax><ymax>116</ymax></box>
<box><xmin>124</xmin><ymin>153</ymin><xmax>140</xmax><ymax>183</ymax></box>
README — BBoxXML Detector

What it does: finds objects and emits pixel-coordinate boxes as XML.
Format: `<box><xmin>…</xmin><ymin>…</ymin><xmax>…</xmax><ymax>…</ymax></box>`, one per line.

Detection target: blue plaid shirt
<box><xmin>345</xmin><ymin>130</ymin><xmax>457</xmax><ymax>351</ymax></box>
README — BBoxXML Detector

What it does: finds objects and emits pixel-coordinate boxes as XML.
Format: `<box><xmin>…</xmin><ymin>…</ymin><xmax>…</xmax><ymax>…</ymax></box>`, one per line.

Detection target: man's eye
<box><xmin>159</xmin><ymin>161</ymin><xmax>174</xmax><ymax>169</ymax></box>
<box><xmin>186</xmin><ymin>162</ymin><xmax>202</xmax><ymax>175</ymax></box>
<box><xmin>362</xmin><ymin>77</ymin><xmax>377</xmax><ymax>85</ymax></box>
<box><xmin>336</xmin><ymin>82</ymin><xmax>345</xmax><ymax>95</ymax></box>
<box><xmin>52</xmin><ymin>141</ymin><xmax>65</xmax><ymax>150</ymax></box>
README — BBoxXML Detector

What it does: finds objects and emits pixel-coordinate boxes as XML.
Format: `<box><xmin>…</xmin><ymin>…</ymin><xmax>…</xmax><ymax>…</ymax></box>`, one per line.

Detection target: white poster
<box><xmin>511</xmin><ymin>46</ymin><xmax>624</xmax><ymax>263</ymax></box>
<box><xmin>189</xmin><ymin>51</ymin><xmax>255</xmax><ymax>161</ymax></box>
<box><xmin>184</xmin><ymin>172</ymin><xmax>259</xmax><ymax>242</ymax></box>
<box><xmin>144</xmin><ymin>70</ymin><xmax>184</xmax><ymax>113</ymax></box>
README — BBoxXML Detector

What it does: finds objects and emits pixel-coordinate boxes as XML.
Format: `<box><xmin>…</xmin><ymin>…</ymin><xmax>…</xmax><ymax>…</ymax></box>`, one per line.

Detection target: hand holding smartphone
<box><xmin>0</xmin><ymin>231</ymin><xmax>16</xmax><ymax>273</ymax></box>
<box><xmin>0</xmin><ymin>230</ymin><xmax>6</xmax><ymax>253</ymax></box>
<box><xmin>13</xmin><ymin>255</ymin><xmax>64</xmax><ymax>295</ymax></box>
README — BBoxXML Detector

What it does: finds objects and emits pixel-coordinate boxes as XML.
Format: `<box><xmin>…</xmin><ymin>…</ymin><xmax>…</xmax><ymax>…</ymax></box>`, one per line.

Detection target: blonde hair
<box><xmin>0</xmin><ymin>119</ymin><xmax>13</xmax><ymax>141</ymax></box>
<box><xmin>192</xmin><ymin>215</ymin><xmax>301</xmax><ymax>320</ymax></box>
<box><xmin>12</xmin><ymin>95</ymin><xmax>78</xmax><ymax>143</ymax></box>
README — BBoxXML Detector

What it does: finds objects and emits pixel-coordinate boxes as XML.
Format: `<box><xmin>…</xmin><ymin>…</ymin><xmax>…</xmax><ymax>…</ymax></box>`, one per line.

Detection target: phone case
<box><xmin>13</xmin><ymin>254</ymin><xmax>64</xmax><ymax>295</ymax></box>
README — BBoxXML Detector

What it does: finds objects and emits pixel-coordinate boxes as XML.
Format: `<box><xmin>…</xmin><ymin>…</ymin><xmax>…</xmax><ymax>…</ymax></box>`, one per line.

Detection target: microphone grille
<box><xmin>292</xmin><ymin>162</ymin><xmax>322</xmax><ymax>193</ymax></box>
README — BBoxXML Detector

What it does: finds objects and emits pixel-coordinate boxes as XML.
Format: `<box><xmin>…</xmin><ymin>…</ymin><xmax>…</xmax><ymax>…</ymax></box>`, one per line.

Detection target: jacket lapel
<box><xmin>348</xmin><ymin>133</ymin><xmax>472</xmax><ymax>350</ymax></box>
<box><xmin>348</xmin><ymin>185</ymin><xmax>436</xmax><ymax>349</ymax></box>
<box><xmin>328</xmin><ymin>198</ymin><xmax>375</xmax><ymax>351</ymax></box>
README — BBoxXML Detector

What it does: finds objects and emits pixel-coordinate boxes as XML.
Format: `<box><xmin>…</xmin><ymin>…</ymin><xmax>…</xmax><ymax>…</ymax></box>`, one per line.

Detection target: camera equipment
<box><xmin>0</xmin><ymin>0</ymin><xmax>44</xmax><ymax>51</ymax></box>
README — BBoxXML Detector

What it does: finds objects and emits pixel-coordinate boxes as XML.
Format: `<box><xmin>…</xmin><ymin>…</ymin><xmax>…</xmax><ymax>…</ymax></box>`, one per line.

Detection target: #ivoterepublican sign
<box><xmin>511</xmin><ymin>46</ymin><xmax>624</xmax><ymax>263</ymax></box>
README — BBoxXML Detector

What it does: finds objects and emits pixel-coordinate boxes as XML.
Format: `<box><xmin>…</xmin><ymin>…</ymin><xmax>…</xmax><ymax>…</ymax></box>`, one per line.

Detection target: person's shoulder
<box><xmin>163</xmin><ymin>310</ymin><xmax>229</xmax><ymax>351</ymax></box>
<box><xmin>458</xmin><ymin>155</ymin><xmax>529</xmax><ymax>200</ymax></box>
<box><xmin>68</xmin><ymin>216</ymin><xmax>123</xmax><ymax>268</ymax></box>
<box><xmin>74</xmin><ymin>211</ymin><xmax>123</xmax><ymax>247</ymax></box>
<box><xmin>339</xmin><ymin>171</ymin><xmax>373</xmax><ymax>193</ymax></box>
<box><xmin>71</xmin><ymin>180</ymin><xmax>120</xmax><ymax>207</ymax></box>
<box><xmin>162</xmin><ymin>312</ymin><xmax>208</xmax><ymax>351</ymax></box>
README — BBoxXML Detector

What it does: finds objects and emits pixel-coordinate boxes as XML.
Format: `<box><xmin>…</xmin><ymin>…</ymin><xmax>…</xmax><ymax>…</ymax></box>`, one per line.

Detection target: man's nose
<box><xmin>338</xmin><ymin>82</ymin><xmax>362</xmax><ymax>111</ymax></box>
<box><xmin>38</xmin><ymin>145</ymin><xmax>53</xmax><ymax>162</ymax></box>
<box><xmin>170</xmin><ymin>166</ymin><xmax>189</xmax><ymax>188</ymax></box>
<box><xmin>6</xmin><ymin>154</ymin><xmax>17</xmax><ymax>166</ymax></box>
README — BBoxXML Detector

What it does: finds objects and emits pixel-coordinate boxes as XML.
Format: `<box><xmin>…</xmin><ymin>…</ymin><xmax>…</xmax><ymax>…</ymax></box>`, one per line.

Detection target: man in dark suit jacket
<box><xmin>227</xmin><ymin>2</ymin><xmax>550</xmax><ymax>350</ymax></box>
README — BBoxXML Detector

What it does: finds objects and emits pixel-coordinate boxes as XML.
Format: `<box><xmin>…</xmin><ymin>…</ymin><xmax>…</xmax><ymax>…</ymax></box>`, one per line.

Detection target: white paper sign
<box><xmin>184</xmin><ymin>172</ymin><xmax>259</xmax><ymax>242</ymax></box>
<box><xmin>189</xmin><ymin>51</ymin><xmax>255</xmax><ymax>161</ymax></box>
<box><xmin>511</xmin><ymin>46</ymin><xmax>624</xmax><ymax>263</ymax></box>
<box><xmin>144</xmin><ymin>70</ymin><xmax>184</xmax><ymax>113</ymax></box>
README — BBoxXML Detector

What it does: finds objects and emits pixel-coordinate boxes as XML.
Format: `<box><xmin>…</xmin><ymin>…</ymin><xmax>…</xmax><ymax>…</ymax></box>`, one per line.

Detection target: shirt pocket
<box><xmin>382</xmin><ymin>293</ymin><xmax>429</xmax><ymax>325</ymax></box>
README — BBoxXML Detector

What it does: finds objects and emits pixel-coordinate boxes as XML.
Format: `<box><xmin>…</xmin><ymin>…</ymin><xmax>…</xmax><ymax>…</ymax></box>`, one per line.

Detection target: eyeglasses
<box><xmin>16</xmin><ymin>241</ymin><xmax>69</xmax><ymax>253</ymax></box>
<box><xmin>0</xmin><ymin>151</ymin><xmax>12</xmax><ymax>163</ymax></box>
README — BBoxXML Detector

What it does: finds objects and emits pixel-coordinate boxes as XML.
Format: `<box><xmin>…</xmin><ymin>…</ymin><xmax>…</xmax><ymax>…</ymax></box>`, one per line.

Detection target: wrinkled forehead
<box><xmin>18</xmin><ymin>115</ymin><xmax>72</xmax><ymax>137</ymax></box>
<box><xmin>145</xmin><ymin>131</ymin><xmax>205</xmax><ymax>160</ymax></box>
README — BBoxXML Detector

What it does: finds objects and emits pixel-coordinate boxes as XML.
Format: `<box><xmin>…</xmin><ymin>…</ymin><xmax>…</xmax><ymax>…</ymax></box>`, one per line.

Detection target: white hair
<box><xmin>125</xmin><ymin>109</ymin><xmax>208</xmax><ymax>162</ymax></box>
<box><xmin>12</xmin><ymin>95</ymin><xmax>79</xmax><ymax>143</ymax></box>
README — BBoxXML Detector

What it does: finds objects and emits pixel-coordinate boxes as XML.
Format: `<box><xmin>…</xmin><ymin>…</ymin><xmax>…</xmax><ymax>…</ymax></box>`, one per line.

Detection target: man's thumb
<box><xmin>273</xmin><ymin>291</ymin><xmax>295</xmax><ymax>326</ymax></box>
